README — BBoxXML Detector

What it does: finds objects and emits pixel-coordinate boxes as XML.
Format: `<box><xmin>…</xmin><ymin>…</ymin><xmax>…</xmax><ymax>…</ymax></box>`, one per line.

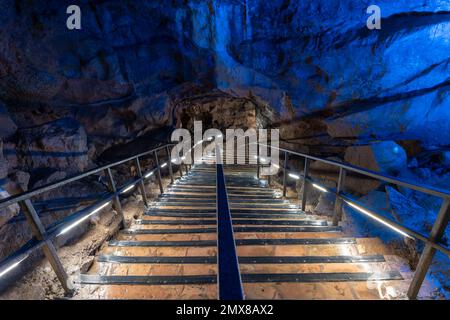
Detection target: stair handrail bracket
<box><xmin>255</xmin><ymin>142</ymin><xmax>450</xmax><ymax>300</ymax></box>
<box><xmin>215</xmin><ymin>144</ymin><xmax>244</xmax><ymax>300</ymax></box>
<box><xmin>0</xmin><ymin>143</ymin><xmax>176</xmax><ymax>294</ymax></box>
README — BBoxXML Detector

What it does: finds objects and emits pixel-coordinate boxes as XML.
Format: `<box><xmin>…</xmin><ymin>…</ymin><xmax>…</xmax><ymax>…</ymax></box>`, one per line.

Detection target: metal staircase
<box><xmin>79</xmin><ymin>150</ymin><xmax>410</xmax><ymax>300</ymax></box>
<box><xmin>1</xmin><ymin>142</ymin><xmax>447</xmax><ymax>299</ymax></box>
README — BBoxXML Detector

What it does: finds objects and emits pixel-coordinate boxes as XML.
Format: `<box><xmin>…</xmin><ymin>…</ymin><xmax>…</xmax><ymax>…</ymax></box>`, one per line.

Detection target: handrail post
<box><xmin>256</xmin><ymin>145</ymin><xmax>260</xmax><ymax>179</ymax></box>
<box><xmin>332</xmin><ymin>167</ymin><xmax>347</xmax><ymax>226</ymax></box>
<box><xmin>105</xmin><ymin>168</ymin><xmax>125</xmax><ymax>228</ymax></box>
<box><xmin>215</xmin><ymin>145</ymin><xmax>244</xmax><ymax>300</ymax></box>
<box><xmin>301</xmin><ymin>158</ymin><xmax>310</xmax><ymax>211</ymax></box>
<box><xmin>19</xmin><ymin>199</ymin><xmax>73</xmax><ymax>295</ymax></box>
<box><xmin>166</xmin><ymin>146</ymin><xmax>174</xmax><ymax>184</ymax></box>
<box><xmin>282</xmin><ymin>151</ymin><xmax>288</xmax><ymax>198</ymax></box>
<box><xmin>407</xmin><ymin>198</ymin><xmax>450</xmax><ymax>299</ymax></box>
<box><xmin>154</xmin><ymin>150</ymin><xmax>164</xmax><ymax>195</ymax></box>
<box><xmin>135</xmin><ymin>157</ymin><xmax>149</xmax><ymax>207</ymax></box>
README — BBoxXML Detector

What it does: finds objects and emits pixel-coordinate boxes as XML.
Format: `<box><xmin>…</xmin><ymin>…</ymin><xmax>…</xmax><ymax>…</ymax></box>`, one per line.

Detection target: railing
<box><xmin>254</xmin><ymin>143</ymin><xmax>450</xmax><ymax>300</ymax></box>
<box><xmin>215</xmin><ymin>145</ymin><xmax>244</xmax><ymax>300</ymax></box>
<box><xmin>0</xmin><ymin>143</ymin><xmax>182</xmax><ymax>295</ymax></box>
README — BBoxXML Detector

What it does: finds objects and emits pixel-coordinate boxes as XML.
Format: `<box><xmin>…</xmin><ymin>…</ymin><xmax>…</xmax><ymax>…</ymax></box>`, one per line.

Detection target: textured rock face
<box><xmin>17</xmin><ymin>118</ymin><xmax>89</xmax><ymax>174</ymax></box>
<box><xmin>0</xmin><ymin>1</ymin><xmax>448</xmax><ymax>146</ymax></box>
<box><xmin>344</xmin><ymin>141</ymin><xmax>407</xmax><ymax>175</ymax></box>
<box><xmin>0</xmin><ymin>187</ymin><xmax>19</xmax><ymax>230</ymax></box>
<box><xmin>0</xmin><ymin>103</ymin><xmax>17</xmax><ymax>140</ymax></box>
<box><xmin>0</xmin><ymin>1</ymin><xmax>447</xmax><ymax>186</ymax></box>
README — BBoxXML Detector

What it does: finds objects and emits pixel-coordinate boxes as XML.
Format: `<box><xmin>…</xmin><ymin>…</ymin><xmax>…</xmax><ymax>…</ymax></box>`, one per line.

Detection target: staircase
<box><xmin>79</xmin><ymin>152</ymin><xmax>415</xmax><ymax>300</ymax></box>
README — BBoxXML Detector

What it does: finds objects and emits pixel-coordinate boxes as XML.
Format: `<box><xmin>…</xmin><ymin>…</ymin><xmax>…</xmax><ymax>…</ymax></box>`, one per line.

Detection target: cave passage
<box><xmin>0</xmin><ymin>0</ymin><xmax>449</xmax><ymax>302</ymax></box>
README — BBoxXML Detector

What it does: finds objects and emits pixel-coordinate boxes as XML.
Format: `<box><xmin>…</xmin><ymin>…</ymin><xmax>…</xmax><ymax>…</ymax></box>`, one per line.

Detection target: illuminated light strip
<box><xmin>273</xmin><ymin>163</ymin><xmax>280</xmax><ymax>169</ymax></box>
<box><xmin>160</xmin><ymin>162</ymin><xmax>167</xmax><ymax>168</ymax></box>
<box><xmin>171</xmin><ymin>158</ymin><xmax>177</xmax><ymax>163</ymax></box>
<box><xmin>288</xmin><ymin>173</ymin><xmax>300</xmax><ymax>180</ymax></box>
<box><xmin>345</xmin><ymin>201</ymin><xmax>412</xmax><ymax>239</ymax></box>
<box><xmin>121</xmin><ymin>184</ymin><xmax>135</xmax><ymax>194</ymax></box>
<box><xmin>312</xmin><ymin>183</ymin><xmax>328</xmax><ymax>193</ymax></box>
<box><xmin>58</xmin><ymin>201</ymin><xmax>111</xmax><ymax>236</ymax></box>
<box><xmin>0</xmin><ymin>255</ymin><xmax>29</xmax><ymax>278</ymax></box>
<box><xmin>181</xmin><ymin>156</ymin><xmax>186</xmax><ymax>160</ymax></box>
<box><xmin>144</xmin><ymin>171</ymin><xmax>154</xmax><ymax>178</ymax></box>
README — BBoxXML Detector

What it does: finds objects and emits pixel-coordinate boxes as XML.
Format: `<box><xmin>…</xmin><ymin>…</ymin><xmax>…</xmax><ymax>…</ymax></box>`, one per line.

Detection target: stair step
<box><xmin>144</xmin><ymin>213</ymin><xmax>306</xmax><ymax>219</ymax></box>
<box><xmin>97</xmin><ymin>255</ymin><xmax>385</xmax><ymax>264</ymax></box>
<box><xmin>79</xmin><ymin>271</ymin><xmax>403</xmax><ymax>285</ymax></box>
<box><xmin>146</xmin><ymin>209</ymin><xmax>303</xmax><ymax>214</ymax></box>
<box><xmin>123</xmin><ymin>226</ymin><xmax>342</xmax><ymax>234</ymax></box>
<box><xmin>108</xmin><ymin>238</ymin><xmax>356</xmax><ymax>247</ymax></box>
<box><xmin>137</xmin><ymin>219</ymin><xmax>326</xmax><ymax>226</ymax></box>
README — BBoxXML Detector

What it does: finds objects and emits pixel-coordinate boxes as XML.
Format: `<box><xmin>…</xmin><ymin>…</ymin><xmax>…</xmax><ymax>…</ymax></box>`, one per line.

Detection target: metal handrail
<box><xmin>257</xmin><ymin>143</ymin><xmax>450</xmax><ymax>199</ymax></box>
<box><xmin>0</xmin><ymin>143</ymin><xmax>177</xmax><ymax>295</ymax></box>
<box><xmin>255</xmin><ymin>142</ymin><xmax>449</xmax><ymax>300</ymax></box>
<box><xmin>0</xmin><ymin>144</ymin><xmax>173</xmax><ymax>210</ymax></box>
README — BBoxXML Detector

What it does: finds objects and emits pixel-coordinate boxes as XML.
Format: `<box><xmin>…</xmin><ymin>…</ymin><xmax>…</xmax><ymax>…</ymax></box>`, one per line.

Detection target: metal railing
<box><xmin>0</xmin><ymin>143</ymin><xmax>180</xmax><ymax>295</ymax></box>
<box><xmin>255</xmin><ymin>143</ymin><xmax>450</xmax><ymax>300</ymax></box>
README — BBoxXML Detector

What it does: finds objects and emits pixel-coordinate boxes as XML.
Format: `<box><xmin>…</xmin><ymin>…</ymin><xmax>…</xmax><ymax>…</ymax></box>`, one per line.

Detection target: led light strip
<box><xmin>345</xmin><ymin>200</ymin><xmax>412</xmax><ymax>239</ymax></box>
<box><xmin>144</xmin><ymin>171</ymin><xmax>154</xmax><ymax>178</ymax></box>
<box><xmin>121</xmin><ymin>184</ymin><xmax>135</xmax><ymax>194</ymax></box>
<box><xmin>312</xmin><ymin>183</ymin><xmax>328</xmax><ymax>193</ymax></box>
<box><xmin>288</xmin><ymin>173</ymin><xmax>300</xmax><ymax>180</ymax></box>
<box><xmin>58</xmin><ymin>201</ymin><xmax>111</xmax><ymax>236</ymax></box>
<box><xmin>0</xmin><ymin>255</ymin><xmax>29</xmax><ymax>278</ymax></box>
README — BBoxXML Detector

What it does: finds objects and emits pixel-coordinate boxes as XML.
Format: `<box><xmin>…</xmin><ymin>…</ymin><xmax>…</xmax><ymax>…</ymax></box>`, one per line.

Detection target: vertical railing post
<box><xmin>19</xmin><ymin>200</ymin><xmax>73</xmax><ymax>295</ymax></box>
<box><xmin>332</xmin><ymin>167</ymin><xmax>347</xmax><ymax>226</ymax></box>
<box><xmin>179</xmin><ymin>164</ymin><xmax>184</xmax><ymax>177</ymax></box>
<box><xmin>135</xmin><ymin>157</ymin><xmax>149</xmax><ymax>207</ymax></box>
<box><xmin>154</xmin><ymin>150</ymin><xmax>164</xmax><ymax>195</ymax></box>
<box><xmin>256</xmin><ymin>145</ymin><xmax>260</xmax><ymax>179</ymax></box>
<box><xmin>166</xmin><ymin>146</ymin><xmax>174</xmax><ymax>184</ymax></box>
<box><xmin>282</xmin><ymin>151</ymin><xmax>288</xmax><ymax>198</ymax></box>
<box><xmin>300</xmin><ymin>158</ymin><xmax>310</xmax><ymax>211</ymax></box>
<box><xmin>407</xmin><ymin>199</ymin><xmax>450</xmax><ymax>299</ymax></box>
<box><xmin>105</xmin><ymin>168</ymin><xmax>125</xmax><ymax>228</ymax></box>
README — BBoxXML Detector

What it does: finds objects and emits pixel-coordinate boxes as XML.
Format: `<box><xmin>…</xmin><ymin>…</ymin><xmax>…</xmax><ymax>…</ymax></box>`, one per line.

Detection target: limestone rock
<box><xmin>344</xmin><ymin>141</ymin><xmax>407</xmax><ymax>175</ymax></box>
<box><xmin>0</xmin><ymin>103</ymin><xmax>17</xmax><ymax>139</ymax></box>
<box><xmin>441</xmin><ymin>151</ymin><xmax>450</xmax><ymax>168</ymax></box>
<box><xmin>0</xmin><ymin>188</ymin><xmax>20</xmax><ymax>228</ymax></box>
<box><xmin>18</xmin><ymin>118</ymin><xmax>89</xmax><ymax>174</ymax></box>
<box><xmin>0</xmin><ymin>142</ymin><xmax>7</xmax><ymax>180</ymax></box>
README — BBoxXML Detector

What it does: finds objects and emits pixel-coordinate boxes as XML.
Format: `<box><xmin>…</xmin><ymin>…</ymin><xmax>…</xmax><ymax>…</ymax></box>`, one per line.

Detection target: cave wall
<box><xmin>0</xmin><ymin>0</ymin><xmax>449</xmax><ymax>188</ymax></box>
